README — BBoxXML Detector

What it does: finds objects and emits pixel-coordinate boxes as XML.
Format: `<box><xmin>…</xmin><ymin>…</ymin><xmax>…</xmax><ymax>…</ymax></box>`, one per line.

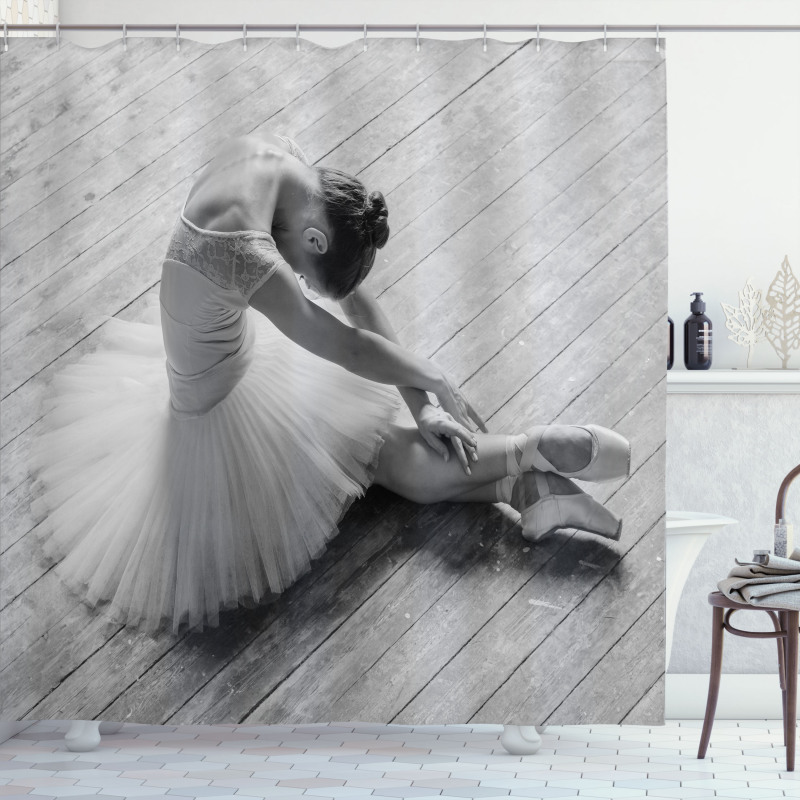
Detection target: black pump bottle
<box><xmin>684</xmin><ymin>292</ymin><xmax>712</xmax><ymax>370</ymax></box>
<box><xmin>667</xmin><ymin>316</ymin><xmax>674</xmax><ymax>370</ymax></box>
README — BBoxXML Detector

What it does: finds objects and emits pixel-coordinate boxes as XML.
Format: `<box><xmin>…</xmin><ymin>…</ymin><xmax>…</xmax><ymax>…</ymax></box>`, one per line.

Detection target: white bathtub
<box><xmin>665</xmin><ymin>511</ymin><xmax>738</xmax><ymax>663</ymax></box>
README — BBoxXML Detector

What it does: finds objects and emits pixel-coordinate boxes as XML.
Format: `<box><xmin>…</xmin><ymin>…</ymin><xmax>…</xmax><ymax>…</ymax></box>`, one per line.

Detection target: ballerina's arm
<box><xmin>249</xmin><ymin>260</ymin><xmax>458</xmax><ymax>407</ymax></box>
<box><xmin>340</xmin><ymin>285</ymin><xmax>488</xmax><ymax>472</ymax></box>
<box><xmin>339</xmin><ymin>288</ymin><xmax>433</xmax><ymax>419</ymax></box>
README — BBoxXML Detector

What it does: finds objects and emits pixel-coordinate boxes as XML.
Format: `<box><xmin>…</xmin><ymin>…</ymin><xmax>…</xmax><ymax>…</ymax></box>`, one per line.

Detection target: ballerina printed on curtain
<box><xmin>1</xmin><ymin>35</ymin><xmax>667</xmax><ymax>726</ymax></box>
<box><xmin>32</xmin><ymin>131</ymin><xmax>631</xmax><ymax>634</ymax></box>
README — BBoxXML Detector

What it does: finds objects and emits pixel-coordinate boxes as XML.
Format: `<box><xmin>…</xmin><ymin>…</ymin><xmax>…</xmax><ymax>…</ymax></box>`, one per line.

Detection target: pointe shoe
<box><xmin>517</xmin><ymin>471</ymin><xmax>622</xmax><ymax>543</ymax></box>
<box><xmin>520</xmin><ymin>424</ymin><xmax>630</xmax><ymax>483</ymax></box>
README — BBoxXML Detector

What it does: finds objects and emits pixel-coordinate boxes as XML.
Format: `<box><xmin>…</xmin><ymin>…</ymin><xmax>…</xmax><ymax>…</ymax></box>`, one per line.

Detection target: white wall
<box><xmin>47</xmin><ymin>0</ymin><xmax>800</xmax><ymax>676</ymax></box>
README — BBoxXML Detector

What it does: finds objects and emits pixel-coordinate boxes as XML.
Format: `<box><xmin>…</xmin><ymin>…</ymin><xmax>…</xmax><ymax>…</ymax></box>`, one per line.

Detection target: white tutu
<box><xmin>31</xmin><ymin>301</ymin><xmax>400</xmax><ymax>635</ymax></box>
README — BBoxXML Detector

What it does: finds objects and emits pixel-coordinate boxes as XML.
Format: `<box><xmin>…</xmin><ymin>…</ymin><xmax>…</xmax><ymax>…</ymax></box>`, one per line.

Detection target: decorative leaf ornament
<box><xmin>720</xmin><ymin>278</ymin><xmax>773</xmax><ymax>368</ymax></box>
<box><xmin>765</xmin><ymin>255</ymin><xmax>800</xmax><ymax>368</ymax></box>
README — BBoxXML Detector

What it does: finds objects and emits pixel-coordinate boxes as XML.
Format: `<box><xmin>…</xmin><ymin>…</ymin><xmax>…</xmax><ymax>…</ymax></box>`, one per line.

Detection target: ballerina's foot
<box><xmin>518</xmin><ymin>424</ymin><xmax>631</xmax><ymax>483</ymax></box>
<box><xmin>511</xmin><ymin>471</ymin><xmax>622</xmax><ymax>543</ymax></box>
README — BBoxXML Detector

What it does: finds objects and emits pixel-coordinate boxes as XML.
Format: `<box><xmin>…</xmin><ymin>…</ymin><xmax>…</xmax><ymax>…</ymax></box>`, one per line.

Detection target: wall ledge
<box><xmin>666</xmin><ymin>673</ymin><xmax>783</xmax><ymax>719</ymax></box>
<box><xmin>667</xmin><ymin>369</ymin><xmax>800</xmax><ymax>394</ymax></box>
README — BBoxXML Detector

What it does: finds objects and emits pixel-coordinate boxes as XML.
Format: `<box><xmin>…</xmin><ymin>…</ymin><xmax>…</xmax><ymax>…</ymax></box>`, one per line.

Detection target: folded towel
<box><xmin>717</xmin><ymin>547</ymin><xmax>800</xmax><ymax>610</ymax></box>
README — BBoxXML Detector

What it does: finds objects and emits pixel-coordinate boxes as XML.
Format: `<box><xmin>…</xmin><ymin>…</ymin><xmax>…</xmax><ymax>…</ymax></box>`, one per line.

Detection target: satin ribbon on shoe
<box><xmin>515</xmin><ymin>424</ymin><xmax>631</xmax><ymax>483</ymax></box>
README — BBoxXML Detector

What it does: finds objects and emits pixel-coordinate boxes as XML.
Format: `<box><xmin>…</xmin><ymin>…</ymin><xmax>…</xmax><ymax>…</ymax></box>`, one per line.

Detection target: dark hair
<box><xmin>315</xmin><ymin>167</ymin><xmax>390</xmax><ymax>300</ymax></box>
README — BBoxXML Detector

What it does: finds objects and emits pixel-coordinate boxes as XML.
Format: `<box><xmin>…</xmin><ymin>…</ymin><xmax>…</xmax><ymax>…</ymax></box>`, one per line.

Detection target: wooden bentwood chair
<box><xmin>697</xmin><ymin>464</ymin><xmax>800</xmax><ymax>771</ymax></box>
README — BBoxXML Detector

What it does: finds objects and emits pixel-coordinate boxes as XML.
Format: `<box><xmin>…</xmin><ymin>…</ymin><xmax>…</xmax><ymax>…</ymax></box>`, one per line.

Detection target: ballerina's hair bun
<box><xmin>364</xmin><ymin>191</ymin><xmax>390</xmax><ymax>249</ymax></box>
<box><xmin>315</xmin><ymin>166</ymin><xmax>391</xmax><ymax>299</ymax></box>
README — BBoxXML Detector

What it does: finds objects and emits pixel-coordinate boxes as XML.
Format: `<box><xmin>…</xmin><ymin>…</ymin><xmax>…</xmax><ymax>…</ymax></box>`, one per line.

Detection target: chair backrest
<box><xmin>776</xmin><ymin>464</ymin><xmax>800</xmax><ymax>524</ymax></box>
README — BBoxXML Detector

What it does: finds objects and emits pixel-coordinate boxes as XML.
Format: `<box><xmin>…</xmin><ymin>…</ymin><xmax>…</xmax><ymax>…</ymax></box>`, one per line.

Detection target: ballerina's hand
<box><xmin>416</xmin><ymin>404</ymin><xmax>479</xmax><ymax>476</ymax></box>
<box><xmin>433</xmin><ymin>372</ymin><xmax>489</xmax><ymax>437</ymax></box>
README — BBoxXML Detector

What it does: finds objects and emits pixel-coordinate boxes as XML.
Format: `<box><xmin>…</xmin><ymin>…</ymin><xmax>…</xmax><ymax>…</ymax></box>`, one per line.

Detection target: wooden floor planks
<box><xmin>0</xmin><ymin>37</ymin><xmax>667</xmax><ymax>725</ymax></box>
<box><xmin>0</xmin><ymin>40</ymin><xmax>98</xmax><ymax>121</ymax></box>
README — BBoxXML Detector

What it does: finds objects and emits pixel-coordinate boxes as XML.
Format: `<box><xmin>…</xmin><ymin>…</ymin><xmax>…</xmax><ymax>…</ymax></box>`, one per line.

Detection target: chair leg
<box><xmin>777</xmin><ymin>611</ymin><xmax>788</xmax><ymax>747</ymax></box>
<box><xmin>785</xmin><ymin>611</ymin><xmax>798</xmax><ymax>772</ymax></box>
<box><xmin>698</xmin><ymin>606</ymin><xmax>725</xmax><ymax>760</ymax></box>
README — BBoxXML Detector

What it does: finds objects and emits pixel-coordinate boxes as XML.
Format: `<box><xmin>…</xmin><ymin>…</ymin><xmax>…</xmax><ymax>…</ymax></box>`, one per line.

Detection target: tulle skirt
<box><xmin>31</xmin><ymin>302</ymin><xmax>400</xmax><ymax>635</ymax></box>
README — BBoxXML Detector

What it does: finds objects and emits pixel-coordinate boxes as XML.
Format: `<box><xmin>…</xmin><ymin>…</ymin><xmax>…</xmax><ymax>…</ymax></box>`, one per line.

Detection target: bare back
<box><xmin>182</xmin><ymin>134</ymin><xmax>295</xmax><ymax>235</ymax></box>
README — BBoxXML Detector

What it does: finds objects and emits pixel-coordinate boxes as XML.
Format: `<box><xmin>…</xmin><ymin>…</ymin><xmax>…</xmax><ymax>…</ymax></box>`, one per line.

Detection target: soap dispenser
<box><xmin>667</xmin><ymin>316</ymin><xmax>674</xmax><ymax>370</ymax></box>
<box><xmin>684</xmin><ymin>292</ymin><xmax>712</xmax><ymax>370</ymax></box>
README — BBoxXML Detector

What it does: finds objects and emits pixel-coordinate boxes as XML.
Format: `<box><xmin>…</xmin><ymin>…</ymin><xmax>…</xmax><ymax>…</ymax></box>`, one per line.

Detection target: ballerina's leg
<box><xmin>373</xmin><ymin>425</ymin><xmax>622</xmax><ymax>542</ymax></box>
<box><xmin>372</xmin><ymin>426</ymin><xmax>519</xmax><ymax>504</ymax></box>
<box><xmin>372</xmin><ymin>427</ymin><xmax>593</xmax><ymax>504</ymax></box>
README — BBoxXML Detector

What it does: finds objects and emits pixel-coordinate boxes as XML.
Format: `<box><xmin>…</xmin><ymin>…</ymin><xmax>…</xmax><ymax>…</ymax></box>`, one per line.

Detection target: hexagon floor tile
<box><xmin>0</xmin><ymin>721</ymin><xmax>794</xmax><ymax>799</ymax></box>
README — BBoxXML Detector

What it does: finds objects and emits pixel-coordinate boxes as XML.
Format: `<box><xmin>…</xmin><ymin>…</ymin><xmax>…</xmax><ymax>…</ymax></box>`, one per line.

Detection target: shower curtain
<box><xmin>0</xmin><ymin>35</ymin><xmax>667</xmax><ymax>725</ymax></box>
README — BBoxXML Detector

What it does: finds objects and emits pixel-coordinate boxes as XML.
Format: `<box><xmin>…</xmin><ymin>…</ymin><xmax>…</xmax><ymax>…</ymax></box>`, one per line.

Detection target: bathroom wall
<box><xmin>58</xmin><ymin>0</ymin><xmax>800</xmax><ymax>675</ymax></box>
<box><xmin>667</xmin><ymin>392</ymin><xmax>800</xmax><ymax>672</ymax></box>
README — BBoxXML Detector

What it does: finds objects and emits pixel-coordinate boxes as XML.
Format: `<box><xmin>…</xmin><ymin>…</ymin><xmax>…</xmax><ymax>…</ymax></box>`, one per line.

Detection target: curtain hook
<box><xmin>536</xmin><ymin>23</ymin><xmax>540</xmax><ymax>52</ymax></box>
<box><xmin>363</xmin><ymin>23</ymin><xmax>367</xmax><ymax>52</ymax></box>
<box><xmin>656</xmin><ymin>23</ymin><xmax>660</xmax><ymax>52</ymax></box>
<box><xmin>56</xmin><ymin>22</ymin><xmax>60</xmax><ymax>49</ymax></box>
<box><xmin>176</xmin><ymin>23</ymin><xmax>180</xmax><ymax>52</ymax></box>
<box><xmin>122</xmin><ymin>22</ymin><xmax>127</xmax><ymax>51</ymax></box>
<box><xmin>242</xmin><ymin>23</ymin><xmax>247</xmax><ymax>51</ymax></box>
<box><xmin>483</xmin><ymin>23</ymin><xmax>487</xmax><ymax>52</ymax></box>
<box><xmin>416</xmin><ymin>22</ymin><xmax>420</xmax><ymax>52</ymax></box>
<box><xmin>3</xmin><ymin>21</ymin><xmax>8</xmax><ymax>52</ymax></box>
<box><xmin>603</xmin><ymin>23</ymin><xmax>607</xmax><ymax>52</ymax></box>
<box><xmin>296</xmin><ymin>22</ymin><xmax>300</xmax><ymax>51</ymax></box>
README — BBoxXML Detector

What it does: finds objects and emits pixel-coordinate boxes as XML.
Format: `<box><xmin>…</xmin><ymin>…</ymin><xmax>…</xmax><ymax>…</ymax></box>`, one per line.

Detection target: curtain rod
<box><xmin>4</xmin><ymin>23</ymin><xmax>800</xmax><ymax>34</ymax></box>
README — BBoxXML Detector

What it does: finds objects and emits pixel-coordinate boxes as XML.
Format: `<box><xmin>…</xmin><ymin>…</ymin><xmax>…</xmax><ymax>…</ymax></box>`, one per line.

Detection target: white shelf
<box><xmin>667</xmin><ymin>369</ymin><xmax>800</xmax><ymax>394</ymax></box>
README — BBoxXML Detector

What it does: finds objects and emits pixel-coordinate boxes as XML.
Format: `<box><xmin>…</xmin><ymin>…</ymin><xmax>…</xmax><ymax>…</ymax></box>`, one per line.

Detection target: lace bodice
<box><xmin>165</xmin><ymin>217</ymin><xmax>280</xmax><ymax>300</ymax></box>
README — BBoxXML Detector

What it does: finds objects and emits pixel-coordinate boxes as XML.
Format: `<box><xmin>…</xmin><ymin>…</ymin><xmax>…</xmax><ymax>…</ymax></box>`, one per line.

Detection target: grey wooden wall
<box><xmin>1</xmin><ymin>36</ymin><xmax>667</xmax><ymax>725</ymax></box>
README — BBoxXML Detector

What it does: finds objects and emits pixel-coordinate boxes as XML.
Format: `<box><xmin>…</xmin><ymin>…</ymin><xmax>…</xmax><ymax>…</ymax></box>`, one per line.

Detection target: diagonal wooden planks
<box><xmin>0</xmin><ymin>40</ymin><xmax>91</xmax><ymax>119</ymax></box>
<box><xmin>2</xmin><ymin>48</ymin><xmax>130</xmax><ymax>155</ymax></box>
<box><xmin>403</xmin><ymin>123</ymin><xmax>667</xmax><ymax>367</ymax></box>
<box><xmin>475</xmin><ymin>499</ymin><xmax>666</xmax><ymax>726</ymax></box>
<box><xmin>545</xmin><ymin>590</ymin><xmax>666</xmax><ymax>725</ymax></box>
<box><xmin>622</xmin><ymin>672</ymin><xmax>666</xmax><ymax>725</ymax></box>
<box><xmin>370</xmin><ymin>46</ymin><xmax>661</xmax><ymax>303</ymax></box>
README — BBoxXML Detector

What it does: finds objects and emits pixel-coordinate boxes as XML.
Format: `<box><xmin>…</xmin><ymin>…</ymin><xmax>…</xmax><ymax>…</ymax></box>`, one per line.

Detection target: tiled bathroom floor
<box><xmin>0</xmin><ymin>720</ymin><xmax>796</xmax><ymax>799</ymax></box>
